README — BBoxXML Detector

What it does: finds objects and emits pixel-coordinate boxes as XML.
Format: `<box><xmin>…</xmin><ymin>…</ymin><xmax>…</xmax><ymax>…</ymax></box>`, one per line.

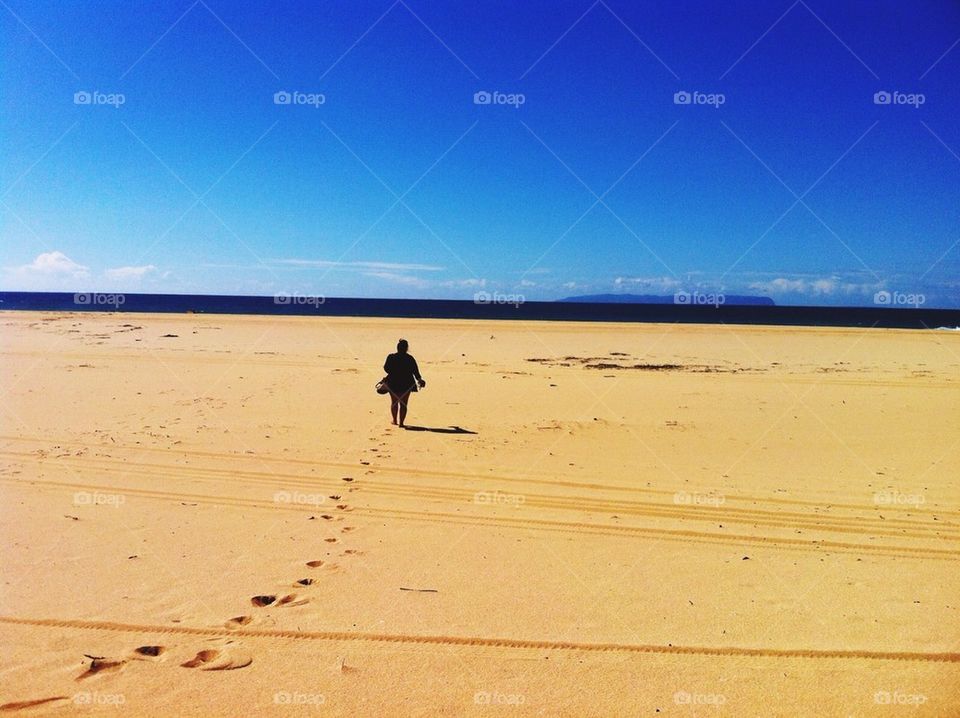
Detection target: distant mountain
<box><xmin>561</xmin><ymin>293</ymin><xmax>776</xmax><ymax>306</ymax></box>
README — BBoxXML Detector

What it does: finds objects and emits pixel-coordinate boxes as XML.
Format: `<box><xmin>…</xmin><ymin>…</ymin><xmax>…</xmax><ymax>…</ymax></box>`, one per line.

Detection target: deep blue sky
<box><xmin>2</xmin><ymin>0</ymin><xmax>958</xmax><ymax>306</ymax></box>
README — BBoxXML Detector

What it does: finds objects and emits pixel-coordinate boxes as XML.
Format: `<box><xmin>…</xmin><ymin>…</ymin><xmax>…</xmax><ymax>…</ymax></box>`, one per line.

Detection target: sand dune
<box><xmin>1</xmin><ymin>311</ymin><xmax>958</xmax><ymax>716</ymax></box>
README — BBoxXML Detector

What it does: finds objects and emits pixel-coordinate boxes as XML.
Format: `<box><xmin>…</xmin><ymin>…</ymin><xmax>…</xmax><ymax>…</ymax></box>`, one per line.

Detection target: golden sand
<box><xmin>1</xmin><ymin>311</ymin><xmax>958</xmax><ymax>716</ymax></box>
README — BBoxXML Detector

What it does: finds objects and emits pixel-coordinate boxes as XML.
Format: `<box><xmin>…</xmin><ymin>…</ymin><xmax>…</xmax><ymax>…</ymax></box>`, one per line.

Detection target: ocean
<box><xmin>1</xmin><ymin>292</ymin><xmax>958</xmax><ymax>329</ymax></box>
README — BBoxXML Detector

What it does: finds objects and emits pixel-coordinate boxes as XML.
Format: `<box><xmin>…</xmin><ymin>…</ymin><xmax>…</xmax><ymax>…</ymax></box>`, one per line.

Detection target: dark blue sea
<box><xmin>1</xmin><ymin>292</ymin><xmax>958</xmax><ymax>329</ymax></box>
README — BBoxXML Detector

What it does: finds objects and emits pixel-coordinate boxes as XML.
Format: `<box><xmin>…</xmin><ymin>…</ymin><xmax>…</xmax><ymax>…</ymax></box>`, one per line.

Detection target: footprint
<box><xmin>329</xmin><ymin>495</ymin><xmax>341</xmax><ymax>501</ymax></box>
<box><xmin>133</xmin><ymin>645</ymin><xmax>164</xmax><ymax>660</ymax></box>
<box><xmin>336</xmin><ymin>656</ymin><xmax>359</xmax><ymax>674</ymax></box>
<box><xmin>0</xmin><ymin>697</ymin><xmax>70</xmax><ymax>711</ymax></box>
<box><xmin>277</xmin><ymin>593</ymin><xmax>309</xmax><ymax>607</ymax></box>
<box><xmin>342</xmin><ymin>549</ymin><xmax>363</xmax><ymax>556</ymax></box>
<box><xmin>296</xmin><ymin>578</ymin><xmax>314</xmax><ymax>586</ymax></box>
<box><xmin>251</xmin><ymin>595</ymin><xmax>276</xmax><ymax>607</ymax></box>
<box><xmin>205</xmin><ymin>657</ymin><xmax>253</xmax><ymax>671</ymax></box>
<box><xmin>76</xmin><ymin>658</ymin><xmax>125</xmax><ymax>680</ymax></box>
<box><xmin>181</xmin><ymin>649</ymin><xmax>219</xmax><ymax>668</ymax></box>
<box><xmin>306</xmin><ymin>560</ymin><xmax>324</xmax><ymax>568</ymax></box>
<box><xmin>324</xmin><ymin>538</ymin><xmax>337</xmax><ymax>543</ymax></box>
<box><xmin>225</xmin><ymin>616</ymin><xmax>253</xmax><ymax>628</ymax></box>
<box><xmin>336</xmin><ymin>504</ymin><xmax>350</xmax><ymax>510</ymax></box>
<box><xmin>181</xmin><ymin>649</ymin><xmax>250</xmax><ymax>670</ymax></box>
<box><xmin>341</xmin><ymin>527</ymin><xmax>355</xmax><ymax>533</ymax></box>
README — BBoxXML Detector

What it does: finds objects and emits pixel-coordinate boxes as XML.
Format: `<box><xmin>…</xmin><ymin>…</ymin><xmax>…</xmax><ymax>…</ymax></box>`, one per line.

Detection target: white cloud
<box><xmin>273</xmin><ymin>259</ymin><xmax>444</xmax><ymax>272</ymax></box>
<box><xmin>614</xmin><ymin>276</ymin><xmax>682</xmax><ymax>292</ymax></box>
<box><xmin>360</xmin><ymin>273</ymin><xmax>488</xmax><ymax>291</ymax></box>
<box><xmin>3</xmin><ymin>251</ymin><xmax>90</xmax><ymax>289</ymax></box>
<box><xmin>810</xmin><ymin>278</ymin><xmax>837</xmax><ymax>294</ymax></box>
<box><xmin>750</xmin><ymin>277</ymin><xmax>809</xmax><ymax>294</ymax></box>
<box><xmin>439</xmin><ymin>278</ymin><xmax>486</xmax><ymax>288</ymax></box>
<box><xmin>17</xmin><ymin>251</ymin><xmax>88</xmax><ymax>277</ymax></box>
<box><xmin>363</xmin><ymin>271</ymin><xmax>431</xmax><ymax>289</ymax></box>
<box><xmin>748</xmin><ymin>276</ymin><xmax>879</xmax><ymax>296</ymax></box>
<box><xmin>104</xmin><ymin>264</ymin><xmax>157</xmax><ymax>280</ymax></box>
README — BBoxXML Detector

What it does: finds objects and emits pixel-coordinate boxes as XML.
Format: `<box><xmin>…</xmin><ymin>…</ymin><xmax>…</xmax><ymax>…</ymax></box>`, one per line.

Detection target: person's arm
<box><xmin>412</xmin><ymin>357</ymin><xmax>425</xmax><ymax>387</ymax></box>
<box><xmin>384</xmin><ymin>354</ymin><xmax>392</xmax><ymax>373</ymax></box>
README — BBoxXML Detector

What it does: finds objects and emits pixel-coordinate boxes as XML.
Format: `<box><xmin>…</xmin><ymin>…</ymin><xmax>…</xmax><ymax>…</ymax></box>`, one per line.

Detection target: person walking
<box><xmin>383</xmin><ymin>339</ymin><xmax>425</xmax><ymax>427</ymax></box>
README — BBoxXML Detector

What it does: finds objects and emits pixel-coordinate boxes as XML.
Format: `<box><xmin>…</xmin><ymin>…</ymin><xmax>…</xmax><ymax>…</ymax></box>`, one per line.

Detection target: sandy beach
<box><xmin>1</xmin><ymin>311</ymin><xmax>958</xmax><ymax>716</ymax></box>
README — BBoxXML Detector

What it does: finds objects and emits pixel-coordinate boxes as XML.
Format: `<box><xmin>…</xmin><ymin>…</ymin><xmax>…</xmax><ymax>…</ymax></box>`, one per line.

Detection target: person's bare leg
<box><xmin>398</xmin><ymin>392</ymin><xmax>410</xmax><ymax>427</ymax></box>
<box><xmin>390</xmin><ymin>393</ymin><xmax>399</xmax><ymax>424</ymax></box>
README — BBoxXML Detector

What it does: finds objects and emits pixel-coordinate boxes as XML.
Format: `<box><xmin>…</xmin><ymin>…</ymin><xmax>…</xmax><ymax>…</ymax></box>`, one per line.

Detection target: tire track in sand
<box><xmin>3</xmin><ymin>449</ymin><xmax>955</xmax><ymax>539</ymax></box>
<box><xmin>2</xmin><ymin>474</ymin><xmax>957</xmax><ymax>561</ymax></box>
<box><xmin>1</xmin><ymin>616</ymin><xmax>957</xmax><ymax>664</ymax></box>
<box><xmin>3</xmin><ymin>434</ymin><xmax>955</xmax><ymax>518</ymax></box>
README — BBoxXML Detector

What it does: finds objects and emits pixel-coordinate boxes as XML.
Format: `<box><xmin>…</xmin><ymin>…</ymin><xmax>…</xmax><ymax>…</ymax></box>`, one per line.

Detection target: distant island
<box><xmin>561</xmin><ymin>293</ymin><xmax>776</xmax><ymax>306</ymax></box>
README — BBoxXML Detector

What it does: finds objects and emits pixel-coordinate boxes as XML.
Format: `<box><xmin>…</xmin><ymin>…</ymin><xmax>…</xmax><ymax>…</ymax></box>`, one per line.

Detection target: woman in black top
<box><xmin>383</xmin><ymin>339</ymin><xmax>425</xmax><ymax>427</ymax></box>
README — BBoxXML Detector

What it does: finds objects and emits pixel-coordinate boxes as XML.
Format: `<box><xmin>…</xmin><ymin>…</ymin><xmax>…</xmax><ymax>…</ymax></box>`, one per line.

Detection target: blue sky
<box><xmin>2</xmin><ymin>0</ymin><xmax>958</xmax><ymax>306</ymax></box>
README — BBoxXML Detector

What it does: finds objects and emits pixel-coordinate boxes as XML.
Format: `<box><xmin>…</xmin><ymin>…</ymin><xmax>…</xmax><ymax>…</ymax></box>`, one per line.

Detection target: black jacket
<box><xmin>384</xmin><ymin>352</ymin><xmax>422</xmax><ymax>393</ymax></box>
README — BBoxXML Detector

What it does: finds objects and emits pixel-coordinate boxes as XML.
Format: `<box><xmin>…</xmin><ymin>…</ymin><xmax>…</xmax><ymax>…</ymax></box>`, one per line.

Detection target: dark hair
<box><xmin>397</xmin><ymin>339</ymin><xmax>408</xmax><ymax>352</ymax></box>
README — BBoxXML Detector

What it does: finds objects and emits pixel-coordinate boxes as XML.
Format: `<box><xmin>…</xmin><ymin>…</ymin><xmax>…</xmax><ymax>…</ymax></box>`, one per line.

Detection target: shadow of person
<box><xmin>402</xmin><ymin>425</ymin><xmax>477</xmax><ymax>434</ymax></box>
